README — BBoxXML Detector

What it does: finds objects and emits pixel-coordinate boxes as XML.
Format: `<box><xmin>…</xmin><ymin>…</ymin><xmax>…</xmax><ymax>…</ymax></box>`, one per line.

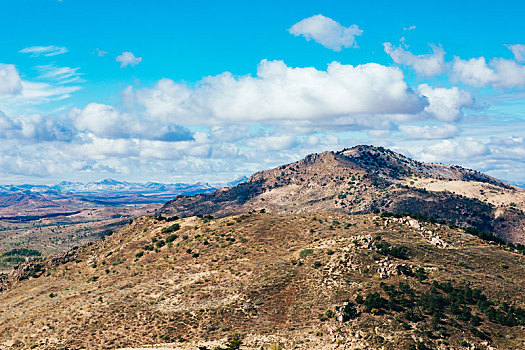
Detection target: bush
<box><xmin>375</xmin><ymin>241</ymin><xmax>409</xmax><ymax>259</ymax></box>
<box><xmin>415</xmin><ymin>268</ymin><xmax>428</xmax><ymax>282</ymax></box>
<box><xmin>341</xmin><ymin>303</ymin><xmax>358</xmax><ymax>321</ymax></box>
<box><xmin>464</xmin><ymin>227</ymin><xmax>505</xmax><ymax>245</ymax></box>
<box><xmin>299</xmin><ymin>249</ymin><xmax>314</xmax><ymax>258</ymax></box>
<box><xmin>166</xmin><ymin>234</ymin><xmax>178</xmax><ymax>243</ymax></box>
<box><xmin>161</xmin><ymin>223</ymin><xmax>181</xmax><ymax>234</ymax></box>
<box><xmin>2</xmin><ymin>256</ymin><xmax>25</xmax><ymax>264</ymax></box>
<box><xmin>3</xmin><ymin>248</ymin><xmax>41</xmax><ymax>257</ymax></box>
<box><xmin>212</xmin><ymin>333</ymin><xmax>242</xmax><ymax>350</ymax></box>
<box><xmin>363</xmin><ymin>292</ymin><xmax>388</xmax><ymax>312</ymax></box>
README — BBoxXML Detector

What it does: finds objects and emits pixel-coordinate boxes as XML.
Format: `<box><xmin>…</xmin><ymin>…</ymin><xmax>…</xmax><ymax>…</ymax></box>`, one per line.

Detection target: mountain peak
<box><xmin>160</xmin><ymin>145</ymin><xmax>525</xmax><ymax>244</ymax></box>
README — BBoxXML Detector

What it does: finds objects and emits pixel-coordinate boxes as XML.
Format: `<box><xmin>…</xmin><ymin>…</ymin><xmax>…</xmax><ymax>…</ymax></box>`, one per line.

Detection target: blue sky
<box><xmin>1</xmin><ymin>0</ymin><xmax>525</xmax><ymax>185</ymax></box>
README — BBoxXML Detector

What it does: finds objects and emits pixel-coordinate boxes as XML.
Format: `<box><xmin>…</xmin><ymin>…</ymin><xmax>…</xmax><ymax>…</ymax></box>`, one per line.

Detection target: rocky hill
<box><xmin>160</xmin><ymin>145</ymin><xmax>525</xmax><ymax>244</ymax></box>
<box><xmin>1</xmin><ymin>145</ymin><xmax>525</xmax><ymax>349</ymax></box>
<box><xmin>1</xmin><ymin>212</ymin><xmax>525</xmax><ymax>349</ymax></box>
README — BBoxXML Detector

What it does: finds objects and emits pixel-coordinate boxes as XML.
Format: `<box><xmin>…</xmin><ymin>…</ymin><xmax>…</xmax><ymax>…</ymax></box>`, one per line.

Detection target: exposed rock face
<box><xmin>160</xmin><ymin>145</ymin><xmax>525</xmax><ymax>243</ymax></box>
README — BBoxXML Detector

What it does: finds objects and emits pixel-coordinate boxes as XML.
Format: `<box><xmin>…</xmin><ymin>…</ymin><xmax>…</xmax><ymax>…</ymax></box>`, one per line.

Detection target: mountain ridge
<box><xmin>160</xmin><ymin>145</ymin><xmax>525</xmax><ymax>244</ymax></box>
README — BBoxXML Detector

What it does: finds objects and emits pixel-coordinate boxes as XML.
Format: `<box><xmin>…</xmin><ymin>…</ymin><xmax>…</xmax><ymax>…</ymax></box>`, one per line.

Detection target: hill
<box><xmin>1</xmin><ymin>212</ymin><xmax>525</xmax><ymax>349</ymax></box>
<box><xmin>160</xmin><ymin>145</ymin><xmax>525</xmax><ymax>244</ymax></box>
<box><xmin>0</xmin><ymin>179</ymin><xmax>224</xmax><ymax>267</ymax></box>
<box><xmin>1</xmin><ymin>145</ymin><xmax>525</xmax><ymax>349</ymax></box>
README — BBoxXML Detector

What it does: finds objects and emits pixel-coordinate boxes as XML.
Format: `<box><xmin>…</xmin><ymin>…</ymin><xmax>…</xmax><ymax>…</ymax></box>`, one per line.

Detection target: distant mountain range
<box><xmin>0</xmin><ymin>177</ymin><xmax>248</xmax><ymax>218</ymax></box>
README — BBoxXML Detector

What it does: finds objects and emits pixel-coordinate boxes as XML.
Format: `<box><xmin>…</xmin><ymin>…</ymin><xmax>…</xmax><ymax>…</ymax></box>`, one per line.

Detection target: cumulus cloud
<box><xmin>74</xmin><ymin>103</ymin><xmax>192</xmax><ymax>141</ymax></box>
<box><xmin>0</xmin><ymin>110</ymin><xmax>74</xmax><ymax>142</ymax></box>
<box><xmin>399</xmin><ymin>124</ymin><xmax>459</xmax><ymax>139</ymax></box>
<box><xmin>19</xmin><ymin>45</ymin><xmax>68</xmax><ymax>57</ymax></box>
<box><xmin>506</xmin><ymin>44</ymin><xmax>525</xmax><ymax>62</ymax></box>
<box><xmin>0</xmin><ymin>64</ymin><xmax>23</xmax><ymax>96</ymax></box>
<box><xmin>130</xmin><ymin>59</ymin><xmax>427</xmax><ymax>125</ymax></box>
<box><xmin>451</xmin><ymin>57</ymin><xmax>496</xmax><ymax>87</ymax></box>
<box><xmin>0</xmin><ymin>111</ymin><xmax>21</xmax><ymax>137</ymax></box>
<box><xmin>384</xmin><ymin>43</ymin><xmax>446</xmax><ymax>77</ymax></box>
<box><xmin>289</xmin><ymin>14</ymin><xmax>363</xmax><ymax>51</ymax></box>
<box><xmin>418</xmin><ymin>138</ymin><xmax>488</xmax><ymax>162</ymax></box>
<box><xmin>452</xmin><ymin>56</ymin><xmax>525</xmax><ymax>88</ymax></box>
<box><xmin>417</xmin><ymin>84</ymin><xmax>473</xmax><ymax>122</ymax></box>
<box><xmin>116</xmin><ymin>51</ymin><xmax>142</xmax><ymax>68</ymax></box>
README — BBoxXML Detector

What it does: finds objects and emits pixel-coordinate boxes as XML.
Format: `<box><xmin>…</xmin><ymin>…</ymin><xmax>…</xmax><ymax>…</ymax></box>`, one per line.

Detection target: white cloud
<box><xmin>115</xmin><ymin>51</ymin><xmax>142</xmax><ymax>68</ymax></box>
<box><xmin>384</xmin><ymin>43</ymin><xmax>446</xmax><ymax>77</ymax></box>
<box><xmin>73</xmin><ymin>103</ymin><xmax>192</xmax><ymax>141</ymax></box>
<box><xmin>417</xmin><ymin>84</ymin><xmax>473</xmax><ymax>122</ymax></box>
<box><xmin>0</xmin><ymin>110</ymin><xmax>74</xmax><ymax>142</ymax></box>
<box><xmin>506</xmin><ymin>44</ymin><xmax>525</xmax><ymax>62</ymax></box>
<box><xmin>289</xmin><ymin>14</ymin><xmax>363</xmax><ymax>51</ymax></box>
<box><xmin>418</xmin><ymin>138</ymin><xmax>488</xmax><ymax>162</ymax></box>
<box><xmin>36</xmin><ymin>64</ymin><xmax>84</xmax><ymax>84</ymax></box>
<box><xmin>246</xmin><ymin>135</ymin><xmax>298</xmax><ymax>152</ymax></box>
<box><xmin>490</xmin><ymin>58</ymin><xmax>525</xmax><ymax>88</ymax></box>
<box><xmin>19</xmin><ymin>45</ymin><xmax>68</xmax><ymax>57</ymax></box>
<box><xmin>403</xmin><ymin>25</ymin><xmax>416</xmax><ymax>31</ymax></box>
<box><xmin>0</xmin><ymin>64</ymin><xmax>23</xmax><ymax>96</ymax></box>
<box><xmin>130</xmin><ymin>59</ymin><xmax>427</xmax><ymax>125</ymax></box>
<box><xmin>452</xmin><ymin>56</ymin><xmax>525</xmax><ymax>88</ymax></box>
<box><xmin>399</xmin><ymin>124</ymin><xmax>459</xmax><ymax>139</ymax></box>
<box><xmin>0</xmin><ymin>64</ymin><xmax>83</xmax><ymax>115</ymax></box>
<box><xmin>95</xmin><ymin>48</ymin><xmax>109</xmax><ymax>57</ymax></box>
<box><xmin>0</xmin><ymin>81</ymin><xmax>81</xmax><ymax>113</ymax></box>
<box><xmin>368</xmin><ymin>129</ymin><xmax>391</xmax><ymax>138</ymax></box>
<box><xmin>451</xmin><ymin>57</ymin><xmax>497</xmax><ymax>87</ymax></box>
<box><xmin>209</xmin><ymin>125</ymin><xmax>250</xmax><ymax>142</ymax></box>
<box><xmin>0</xmin><ymin>110</ymin><xmax>21</xmax><ymax>137</ymax></box>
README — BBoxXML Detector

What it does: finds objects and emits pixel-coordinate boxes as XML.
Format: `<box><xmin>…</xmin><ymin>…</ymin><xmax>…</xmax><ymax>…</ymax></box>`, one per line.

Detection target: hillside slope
<box><xmin>160</xmin><ymin>145</ymin><xmax>525</xmax><ymax>244</ymax></box>
<box><xmin>1</xmin><ymin>213</ymin><xmax>525</xmax><ymax>349</ymax></box>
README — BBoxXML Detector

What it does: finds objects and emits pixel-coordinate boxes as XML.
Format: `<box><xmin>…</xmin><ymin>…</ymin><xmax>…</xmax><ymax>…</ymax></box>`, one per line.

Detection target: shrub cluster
<box><xmin>374</xmin><ymin>239</ymin><xmax>409</xmax><ymax>259</ymax></box>
<box><xmin>161</xmin><ymin>223</ymin><xmax>180</xmax><ymax>234</ymax></box>
<box><xmin>355</xmin><ymin>280</ymin><xmax>525</xmax><ymax>340</ymax></box>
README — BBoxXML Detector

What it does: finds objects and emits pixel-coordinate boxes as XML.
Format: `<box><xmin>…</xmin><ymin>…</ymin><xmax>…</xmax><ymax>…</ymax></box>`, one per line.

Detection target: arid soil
<box><xmin>1</xmin><ymin>212</ymin><xmax>524</xmax><ymax>349</ymax></box>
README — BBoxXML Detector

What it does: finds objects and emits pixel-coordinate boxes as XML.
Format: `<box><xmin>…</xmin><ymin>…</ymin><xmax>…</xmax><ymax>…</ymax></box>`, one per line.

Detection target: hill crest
<box><xmin>160</xmin><ymin>145</ymin><xmax>525</xmax><ymax>243</ymax></box>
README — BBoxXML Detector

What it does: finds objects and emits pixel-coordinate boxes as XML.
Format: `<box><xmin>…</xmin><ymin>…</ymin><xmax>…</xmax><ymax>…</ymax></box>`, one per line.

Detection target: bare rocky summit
<box><xmin>160</xmin><ymin>145</ymin><xmax>525</xmax><ymax>244</ymax></box>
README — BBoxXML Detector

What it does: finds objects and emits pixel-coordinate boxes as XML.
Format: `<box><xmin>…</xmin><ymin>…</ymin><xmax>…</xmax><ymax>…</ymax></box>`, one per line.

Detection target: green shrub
<box><xmin>161</xmin><ymin>223</ymin><xmax>181</xmax><ymax>234</ymax></box>
<box><xmin>415</xmin><ymin>268</ymin><xmax>428</xmax><ymax>282</ymax></box>
<box><xmin>166</xmin><ymin>234</ymin><xmax>178</xmax><ymax>243</ymax></box>
<box><xmin>363</xmin><ymin>292</ymin><xmax>388</xmax><ymax>312</ymax></box>
<box><xmin>3</xmin><ymin>248</ymin><xmax>41</xmax><ymax>257</ymax></box>
<box><xmin>299</xmin><ymin>249</ymin><xmax>314</xmax><ymax>258</ymax></box>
